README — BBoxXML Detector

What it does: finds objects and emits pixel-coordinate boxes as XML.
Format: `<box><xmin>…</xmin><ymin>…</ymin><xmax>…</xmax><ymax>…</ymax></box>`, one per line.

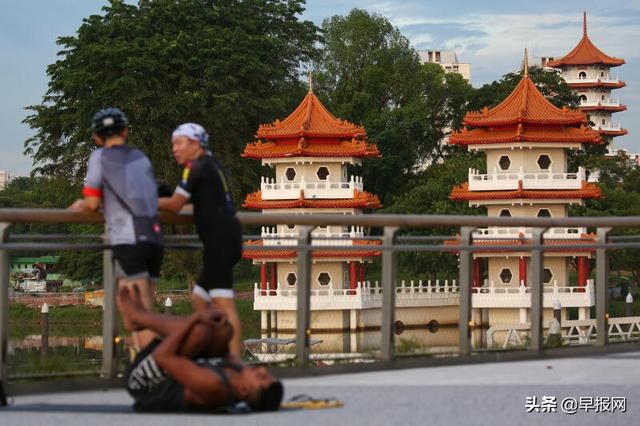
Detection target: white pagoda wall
<box><xmin>486</xmin><ymin>148</ymin><xmax>568</xmax><ymax>172</ymax></box>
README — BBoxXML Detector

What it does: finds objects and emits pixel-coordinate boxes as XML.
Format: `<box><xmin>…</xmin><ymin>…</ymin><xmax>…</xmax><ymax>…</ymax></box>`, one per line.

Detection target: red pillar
<box><xmin>260</xmin><ymin>263</ymin><xmax>267</xmax><ymax>295</ymax></box>
<box><xmin>359</xmin><ymin>263</ymin><xmax>365</xmax><ymax>286</ymax></box>
<box><xmin>519</xmin><ymin>257</ymin><xmax>527</xmax><ymax>286</ymax></box>
<box><xmin>269</xmin><ymin>263</ymin><xmax>278</xmax><ymax>295</ymax></box>
<box><xmin>472</xmin><ymin>258</ymin><xmax>481</xmax><ymax>287</ymax></box>
<box><xmin>349</xmin><ymin>262</ymin><xmax>358</xmax><ymax>290</ymax></box>
<box><xmin>578</xmin><ymin>256</ymin><xmax>589</xmax><ymax>287</ymax></box>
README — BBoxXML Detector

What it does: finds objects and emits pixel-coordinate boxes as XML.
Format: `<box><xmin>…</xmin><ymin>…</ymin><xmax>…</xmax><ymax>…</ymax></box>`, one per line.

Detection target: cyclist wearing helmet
<box><xmin>158</xmin><ymin>123</ymin><xmax>243</xmax><ymax>357</ymax></box>
<box><xmin>70</xmin><ymin>107</ymin><xmax>163</xmax><ymax>348</ymax></box>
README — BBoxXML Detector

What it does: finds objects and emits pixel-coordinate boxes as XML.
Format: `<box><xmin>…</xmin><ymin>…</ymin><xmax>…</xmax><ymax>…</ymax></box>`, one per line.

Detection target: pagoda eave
<box><xmin>450</xmin><ymin>182</ymin><xmax>602</xmax><ymax>201</ymax></box>
<box><xmin>449</xmin><ymin>135</ymin><xmax>601</xmax><ymax>146</ymax></box>
<box><xmin>600</xmin><ymin>129</ymin><xmax>628</xmax><ymax>137</ymax></box>
<box><xmin>568</xmin><ymin>81</ymin><xmax>626</xmax><ymax>89</ymax></box>
<box><xmin>243</xmin><ymin>191</ymin><xmax>382</xmax><ymax>210</ymax></box>
<box><xmin>579</xmin><ymin>105</ymin><xmax>627</xmax><ymax>113</ymax></box>
<box><xmin>463</xmin><ymin>117</ymin><xmax>585</xmax><ymax>127</ymax></box>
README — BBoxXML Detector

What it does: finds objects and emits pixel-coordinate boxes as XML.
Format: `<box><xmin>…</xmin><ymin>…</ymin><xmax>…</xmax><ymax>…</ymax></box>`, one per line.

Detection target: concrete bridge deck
<box><xmin>2</xmin><ymin>349</ymin><xmax>640</xmax><ymax>426</ymax></box>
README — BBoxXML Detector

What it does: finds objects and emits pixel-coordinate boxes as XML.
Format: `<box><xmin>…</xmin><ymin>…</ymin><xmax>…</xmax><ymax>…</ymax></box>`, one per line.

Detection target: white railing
<box><xmin>486</xmin><ymin>316</ymin><xmax>640</xmax><ymax>348</ymax></box>
<box><xmin>473</xmin><ymin>227</ymin><xmax>587</xmax><ymax>240</ymax></box>
<box><xmin>253</xmin><ymin>279</ymin><xmax>460</xmax><ymax>310</ymax></box>
<box><xmin>254</xmin><ymin>279</ymin><xmax>594</xmax><ymax>310</ymax></box>
<box><xmin>564</xmin><ymin>76</ymin><xmax>620</xmax><ymax>84</ymax></box>
<box><xmin>597</xmin><ymin>123</ymin><xmax>622</xmax><ymax>132</ymax></box>
<box><xmin>471</xmin><ymin>280</ymin><xmax>595</xmax><ymax>308</ymax></box>
<box><xmin>260</xmin><ymin>176</ymin><xmax>363</xmax><ymax>200</ymax></box>
<box><xmin>468</xmin><ymin>167</ymin><xmax>584</xmax><ymax>191</ymax></box>
<box><xmin>260</xmin><ymin>226</ymin><xmax>365</xmax><ymax>246</ymax></box>
<box><xmin>580</xmin><ymin>99</ymin><xmax>621</xmax><ymax>108</ymax></box>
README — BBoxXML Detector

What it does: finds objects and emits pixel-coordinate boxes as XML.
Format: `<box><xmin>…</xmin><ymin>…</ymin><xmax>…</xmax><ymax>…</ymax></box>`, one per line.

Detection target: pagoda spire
<box><xmin>524</xmin><ymin>48</ymin><xmax>529</xmax><ymax>77</ymax></box>
<box><xmin>583</xmin><ymin>11</ymin><xmax>587</xmax><ymax>36</ymax></box>
<box><xmin>308</xmin><ymin>70</ymin><xmax>314</xmax><ymax>93</ymax></box>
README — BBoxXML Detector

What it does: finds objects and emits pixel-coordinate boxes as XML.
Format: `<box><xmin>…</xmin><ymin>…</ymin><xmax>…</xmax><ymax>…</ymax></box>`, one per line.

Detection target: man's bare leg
<box><xmin>117</xmin><ymin>277</ymin><xmax>156</xmax><ymax>350</ymax></box>
<box><xmin>118</xmin><ymin>287</ymin><xmax>230</xmax><ymax>357</ymax></box>
<box><xmin>211</xmin><ymin>297</ymin><xmax>242</xmax><ymax>357</ymax></box>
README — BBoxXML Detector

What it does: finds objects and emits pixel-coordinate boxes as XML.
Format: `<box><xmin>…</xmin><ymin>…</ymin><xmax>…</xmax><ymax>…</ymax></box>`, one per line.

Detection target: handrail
<box><xmin>2</xmin><ymin>208</ymin><xmax>640</xmax><ymax>228</ymax></box>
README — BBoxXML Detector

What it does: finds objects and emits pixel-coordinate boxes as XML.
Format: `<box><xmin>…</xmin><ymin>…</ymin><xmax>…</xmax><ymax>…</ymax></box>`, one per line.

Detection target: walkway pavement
<box><xmin>3</xmin><ymin>350</ymin><xmax>640</xmax><ymax>426</ymax></box>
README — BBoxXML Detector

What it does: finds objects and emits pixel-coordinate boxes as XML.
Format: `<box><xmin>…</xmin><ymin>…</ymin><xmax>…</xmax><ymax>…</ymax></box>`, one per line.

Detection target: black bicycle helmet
<box><xmin>91</xmin><ymin>107</ymin><xmax>129</xmax><ymax>136</ymax></box>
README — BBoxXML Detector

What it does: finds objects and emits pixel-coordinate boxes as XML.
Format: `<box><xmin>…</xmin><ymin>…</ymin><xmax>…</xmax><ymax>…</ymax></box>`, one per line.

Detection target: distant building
<box><xmin>547</xmin><ymin>13</ymin><xmax>627</xmax><ymax>150</ymax></box>
<box><xmin>417</xmin><ymin>50</ymin><xmax>471</xmax><ymax>82</ymax></box>
<box><xmin>0</xmin><ymin>170</ymin><xmax>11</xmax><ymax>190</ymax></box>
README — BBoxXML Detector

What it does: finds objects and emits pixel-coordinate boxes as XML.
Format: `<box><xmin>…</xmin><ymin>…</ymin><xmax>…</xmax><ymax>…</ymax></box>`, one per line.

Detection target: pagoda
<box><xmin>547</xmin><ymin>12</ymin><xmax>627</xmax><ymax>145</ymax></box>
<box><xmin>242</xmin><ymin>81</ymin><xmax>384</xmax><ymax>350</ymax></box>
<box><xmin>449</xmin><ymin>50</ymin><xmax>601</xmax><ymax>341</ymax></box>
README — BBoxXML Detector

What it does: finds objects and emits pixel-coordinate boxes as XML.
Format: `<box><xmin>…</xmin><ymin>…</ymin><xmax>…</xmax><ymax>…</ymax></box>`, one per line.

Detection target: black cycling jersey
<box><xmin>175</xmin><ymin>151</ymin><xmax>237</xmax><ymax>239</ymax></box>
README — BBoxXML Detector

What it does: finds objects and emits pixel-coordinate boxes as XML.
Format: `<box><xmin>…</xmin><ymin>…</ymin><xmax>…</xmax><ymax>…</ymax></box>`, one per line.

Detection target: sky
<box><xmin>1</xmin><ymin>0</ymin><xmax>639</xmax><ymax>177</ymax></box>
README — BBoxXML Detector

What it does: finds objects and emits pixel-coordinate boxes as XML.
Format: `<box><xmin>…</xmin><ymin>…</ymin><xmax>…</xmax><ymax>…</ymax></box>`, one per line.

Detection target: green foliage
<box><xmin>314</xmin><ymin>9</ymin><xmax>474</xmax><ymax>204</ymax></box>
<box><xmin>24</xmin><ymin>0</ymin><xmax>321</xmax><ymax>208</ymax></box>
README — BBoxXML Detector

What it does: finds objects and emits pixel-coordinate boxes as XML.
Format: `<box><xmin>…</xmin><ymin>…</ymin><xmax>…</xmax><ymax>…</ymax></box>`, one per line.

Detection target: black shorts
<box><xmin>112</xmin><ymin>243</ymin><xmax>163</xmax><ymax>282</ymax></box>
<box><xmin>197</xmin><ymin>220</ymin><xmax>242</xmax><ymax>294</ymax></box>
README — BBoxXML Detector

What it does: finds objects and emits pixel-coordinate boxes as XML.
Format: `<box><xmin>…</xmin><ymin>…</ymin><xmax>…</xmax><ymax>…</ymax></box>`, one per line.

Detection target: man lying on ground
<box><xmin>117</xmin><ymin>286</ymin><xmax>283</xmax><ymax>412</ymax></box>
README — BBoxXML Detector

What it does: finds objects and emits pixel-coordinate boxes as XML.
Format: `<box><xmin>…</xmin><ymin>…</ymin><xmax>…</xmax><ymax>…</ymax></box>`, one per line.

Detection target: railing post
<box><xmin>0</xmin><ymin>223</ymin><xmax>9</xmax><ymax>405</ymax></box>
<box><xmin>380</xmin><ymin>226</ymin><xmax>399</xmax><ymax>361</ymax></box>
<box><xmin>295</xmin><ymin>225</ymin><xmax>313</xmax><ymax>367</ymax></box>
<box><xmin>458</xmin><ymin>227</ymin><xmax>474</xmax><ymax>356</ymax></box>
<box><xmin>530</xmin><ymin>228</ymin><xmax>546</xmax><ymax>352</ymax></box>
<box><xmin>101</xmin><ymin>236</ymin><xmax>119</xmax><ymax>378</ymax></box>
<box><xmin>596</xmin><ymin>227</ymin><xmax>611</xmax><ymax>346</ymax></box>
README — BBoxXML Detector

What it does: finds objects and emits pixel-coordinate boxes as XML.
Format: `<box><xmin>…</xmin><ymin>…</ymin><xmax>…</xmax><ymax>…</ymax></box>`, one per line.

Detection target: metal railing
<box><xmin>1</xmin><ymin>209</ymin><xmax>640</xmax><ymax>397</ymax></box>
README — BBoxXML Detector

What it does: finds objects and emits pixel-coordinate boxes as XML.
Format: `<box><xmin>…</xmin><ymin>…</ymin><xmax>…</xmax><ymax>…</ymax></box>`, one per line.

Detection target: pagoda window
<box><xmin>316</xmin><ymin>166</ymin><xmax>330</xmax><ymax>181</ymax></box>
<box><xmin>499</xmin><ymin>268</ymin><xmax>513</xmax><ymax>284</ymax></box>
<box><xmin>537</xmin><ymin>209</ymin><xmax>552</xmax><ymax>218</ymax></box>
<box><xmin>601</xmin><ymin>95</ymin><xmax>605</xmax><ymax>101</ymax></box>
<box><xmin>285</xmin><ymin>167</ymin><xmax>297</xmax><ymax>181</ymax></box>
<box><xmin>317</xmin><ymin>272</ymin><xmax>332</xmax><ymax>286</ymax></box>
<box><xmin>579</xmin><ymin>95</ymin><xmax>587</xmax><ymax>103</ymax></box>
<box><xmin>537</xmin><ymin>155</ymin><xmax>552</xmax><ymax>170</ymax></box>
<box><xmin>286</xmin><ymin>272</ymin><xmax>297</xmax><ymax>287</ymax></box>
<box><xmin>602</xmin><ymin>119</ymin><xmax>606</xmax><ymax>125</ymax></box>
<box><xmin>600</xmin><ymin>72</ymin><xmax>605</xmax><ymax>77</ymax></box>
<box><xmin>543</xmin><ymin>268</ymin><xmax>553</xmax><ymax>284</ymax></box>
<box><xmin>286</xmin><ymin>224</ymin><xmax>296</xmax><ymax>231</ymax></box>
<box><xmin>499</xmin><ymin>209</ymin><xmax>512</xmax><ymax>217</ymax></box>
<box><xmin>498</xmin><ymin>155</ymin><xmax>511</xmax><ymax>171</ymax></box>
<box><xmin>578</xmin><ymin>71</ymin><xmax>587</xmax><ymax>79</ymax></box>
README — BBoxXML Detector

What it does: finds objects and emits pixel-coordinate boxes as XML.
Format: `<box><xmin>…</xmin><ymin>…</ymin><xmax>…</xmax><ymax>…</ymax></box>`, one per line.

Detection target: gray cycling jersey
<box><xmin>84</xmin><ymin>146</ymin><xmax>159</xmax><ymax>245</ymax></box>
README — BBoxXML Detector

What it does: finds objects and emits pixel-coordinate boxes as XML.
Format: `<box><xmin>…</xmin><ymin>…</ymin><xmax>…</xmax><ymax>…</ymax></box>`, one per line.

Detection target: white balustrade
<box><xmin>254</xmin><ymin>279</ymin><xmax>595</xmax><ymax>310</ymax></box>
<box><xmin>473</xmin><ymin>226</ymin><xmax>587</xmax><ymax>240</ymax></box>
<box><xmin>468</xmin><ymin>167</ymin><xmax>584</xmax><ymax>191</ymax></box>
<box><xmin>564</xmin><ymin>76</ymin><xmax>619</xmax><ymax>85</ymax></box>
<box><xmin>260</xmin><ymin>226</ymin><xmax>365</xmax><ymax>246</ymax></box>
<box><xmin>471</xmin><ymin>280</ymin><xmax>595</xmax><ymax>308</ymax></box>
<box><xmin>260</xmin><ymin>175</ymin><xmax>364</xmax><ymax>200</ymax></box>
<box><xmin>253</xmin><ymin>279</ymin><xmax>460</xmax><ymax>310</ymax></box>
<box><xmin>597</xmin><ymin>123</ymin><xmax>622</xmax><ymax>132</ymax></box>
<box><xmin>580</xmin><ymin>99</ymin><xmax>621</xmax><ymax>108</ymax></box>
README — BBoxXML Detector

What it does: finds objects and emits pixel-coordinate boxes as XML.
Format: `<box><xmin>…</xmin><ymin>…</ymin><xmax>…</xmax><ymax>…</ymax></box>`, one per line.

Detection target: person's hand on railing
<box><xmin>68</xmin><ymin>199</ymin><xmax>86</xmax><ymax>211</ymax></box>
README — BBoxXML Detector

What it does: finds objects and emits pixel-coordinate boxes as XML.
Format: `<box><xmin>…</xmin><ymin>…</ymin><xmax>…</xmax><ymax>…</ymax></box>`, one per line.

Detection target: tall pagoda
<box><xmin>547</xmin><ymin>13</ymin><xmax>627</xmax><ymax>146</ymax></box>
<box><xmin>242</xmin><ymin>83</ymin><xmax>383</xmax><ymax>348</ymax></box>
<box><xmin>449</xmin><ymin>50</ymin><xmax>601</xmax><ymax>336</ymax></box>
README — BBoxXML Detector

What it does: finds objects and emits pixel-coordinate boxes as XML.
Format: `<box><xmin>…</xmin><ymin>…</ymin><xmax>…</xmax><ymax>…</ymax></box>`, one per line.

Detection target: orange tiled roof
<box><xmin>242</xmin><ymin>190</ymin><xmax>382</xmax><ymax>210</ymax></box>
<box><xmin>256</xmin><ymin>91</ymin><xmax>367</xmax><ymax>139</ymax></box>
<box><xmin>567</xmin><ymin>80</ymin><xmax>626</xmax><ymax>90</ymax></box>
<box><xmin>579</xmin><ymin>104</ymin><xmax>627</xmax><ymax>113</ymax></box>
<box><xmin>449</xmin><ymin>123</ymin><xmax>601</xmax><ymax>145</ymax></box>
<box><xmin>462</xmin><ymin>76</ymin><xmax>586</xmax><ymax>127</ymax></box>
<box><xmin>449</xmin><ymin>181</ymin><xmax>602</xmax><ymax>201</ymax></box>
<box><xmin>600</xmin><ymin>128</ymin><xmax>628</xmax><ymax>137</ymax></box>
<box><xmin>242</xmin><ymin>239</ymin><xmax>381</xmax><ymax>259</ymax></box>
<box><xmin>242</xmin><ymin>138</ymin><xmax>380</xmax><ymax>159</ymax></box>
<box><xmin>547</xmin><ymin>13</ymin><xmax>624</xmax><ymax>68</ymax></box>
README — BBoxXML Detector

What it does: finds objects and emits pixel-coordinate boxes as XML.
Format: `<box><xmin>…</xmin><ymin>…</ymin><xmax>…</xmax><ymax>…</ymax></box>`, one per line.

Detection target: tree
<box><xmin>24</xmin><ymin>0</ymin><xmax>320</xmax><ymax>206</ymax></box>
<box><xmin>313</xmin><ymin>9</ymin><xmax>473</xmax><ymax>204</ymax></box>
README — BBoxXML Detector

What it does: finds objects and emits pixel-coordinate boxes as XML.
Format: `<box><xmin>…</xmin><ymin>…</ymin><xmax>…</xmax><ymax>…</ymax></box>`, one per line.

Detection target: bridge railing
<box><xmin>1</xmin><ymin>209</ymin><xmax>640</xmax><ymax>397</ymax></box>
